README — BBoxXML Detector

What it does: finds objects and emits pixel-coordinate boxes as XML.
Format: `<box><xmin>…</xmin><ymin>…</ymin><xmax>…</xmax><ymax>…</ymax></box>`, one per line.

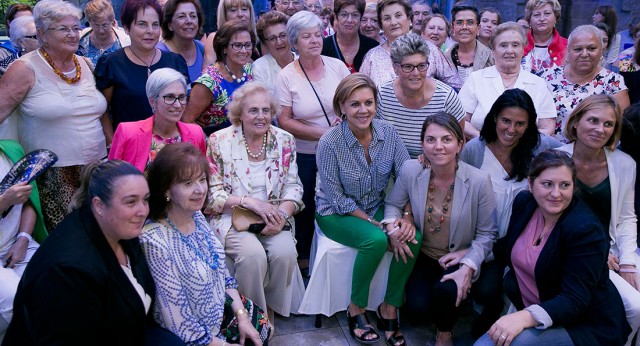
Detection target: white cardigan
<box><xmin>559</xmin><ymin>143</ymin><xmax>638</xmax><ymax>265</ymax></box>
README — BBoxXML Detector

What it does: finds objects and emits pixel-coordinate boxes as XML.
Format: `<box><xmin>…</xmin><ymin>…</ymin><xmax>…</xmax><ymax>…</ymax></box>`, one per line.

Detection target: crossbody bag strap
<box><xmin>298</xmin><ymin>60</ymin><xmax>332</xmax><ymax>126</ymax></box>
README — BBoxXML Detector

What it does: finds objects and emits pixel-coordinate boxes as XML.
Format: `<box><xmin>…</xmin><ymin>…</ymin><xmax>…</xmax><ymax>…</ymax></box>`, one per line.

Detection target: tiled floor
<box><xmin>270</xmin><ymin>308</ymin><xmax>477</xmax><ymax>346</ymax></box>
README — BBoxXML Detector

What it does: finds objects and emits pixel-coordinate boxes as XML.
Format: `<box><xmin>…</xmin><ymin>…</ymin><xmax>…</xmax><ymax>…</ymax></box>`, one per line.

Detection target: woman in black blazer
<box><xmin>3</xmin><ymin>160</ymin><xmax>182</xmax><ymax>346</ymax></box>
<box><xmin>474</xmin><ymin>149</ymin><xmax>630</xmax><ymax>346</ymax></box>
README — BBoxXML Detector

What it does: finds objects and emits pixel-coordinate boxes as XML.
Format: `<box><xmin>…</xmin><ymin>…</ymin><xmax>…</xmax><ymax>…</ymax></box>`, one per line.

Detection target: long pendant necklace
<box><xmin>129</xmin><ymin>46</ymin><xmax>157</xmax><ymax>76</ymax></box>
<box><xmin>40</xmin><ymin>48</ymin><xmax>81</xmax><ymax>84</ymax></box>
<box><xmin>92</xmin><ymin>32</ymin><xmax>115</xmax><ymax>55</ymax></box>
<box><xmin>166</xmin><ymin>214</ymin><xmax>220</xmax><ymax>271</ymax></box>
<box><xmin>223</xmin><ymin>61</ymin><xmax>247</xmax><ymax>83</ymax></box>
<box><xmin>426</xmin><ymin>174</ymin><xmax>454</xmax><ymax>234</ymax></box>
<box><xmin>244</xmin><ymin>132</ymin><xmax>267</xmax><ymax>159</ymax></box>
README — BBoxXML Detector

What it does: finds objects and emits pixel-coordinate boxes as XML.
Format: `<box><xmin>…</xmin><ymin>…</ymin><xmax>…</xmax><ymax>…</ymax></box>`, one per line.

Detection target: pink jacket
<box><xmin>108</xmin><ymin>116</ymin><xmax>207</xmax><ymax>171</ymax></box>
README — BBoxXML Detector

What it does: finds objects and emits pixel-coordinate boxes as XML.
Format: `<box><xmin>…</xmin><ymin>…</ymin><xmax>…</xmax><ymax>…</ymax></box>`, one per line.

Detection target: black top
<box><xmin>95</xmin><ymin>49</ymin><xmax>190</xmax><ymax>129</ymax></box>
<box><xmin>620</xmin><ymin>70</ymin><xmax>640</xmax><ymax>106</ymax></box>
<box><xmin>494</xmin><ymin>191</ymin><xmax>630</xmax><ymax>346</ymax></box>
<box><xmin>321</xmin><ymin>33</ymin><xmax>379</xmax><ymax>73</ymax></box>
<box><xmin>576</xmin><ymin>177</ymin><xmax>612</xmax><ymax>237</ymax></box>
<box><xmin>3</xmin><ymin>207</ymin><xmax>156</xmax><ymax>346</ymax></box>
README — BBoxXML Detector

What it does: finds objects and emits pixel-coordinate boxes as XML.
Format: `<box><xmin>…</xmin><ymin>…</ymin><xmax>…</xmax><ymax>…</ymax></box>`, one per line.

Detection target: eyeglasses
<box><xmin>161</xmin><ymin>95</ymin><xmax>187</xmax><ymax>105</ymax></box>
<box><xmin>396</xmin><ymin>62</ymin><xmax>429</xmax><ymax>73</ymax></box>
<box><xmin>23</xmin><ymin>35</ymin><xmax>37</xmax><ymax>40</ymax></box>
<box><xmin>308</xmin><ymin>4</ymin><xmax>322</xmax><ymax>10</ymax></box>
<box><xmin>229</xmin><ymin>42</ymin><xmax>254</xmax><ymax>51</ymax></box>
<box><xmin>265</xmin><ymin>32</ymin><xmax>288</xmax><ymax>44</ymax></box>
<box><xmin>91</xmin><ymin>23</ymin><xmax>111</xmax><ymax>31</ymax></box>
<box><xmin>338</xmin><ymin>11</ymin><xmax>361</xmax><ymax>21</ymax></box>
<box><xmin>48</xmin><ymin>26</ymin><xmax>82</xmax><ymax>35</ymax></box>
<box><xmin>278</xmin><ymin>1</ymin><xmax>301</xmax><ymax>7</ymax></box>
<box><xmin>453</xmin><ymin>19</ymin><xmax>476</xmax><ymax>27</ymax></box>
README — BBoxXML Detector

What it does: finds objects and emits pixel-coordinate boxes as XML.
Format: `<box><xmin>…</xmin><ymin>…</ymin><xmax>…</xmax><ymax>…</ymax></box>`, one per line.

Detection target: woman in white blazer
<box><xmin>559</xmin><ymin>94</ymin><xmax>640</xmax><ymax>346</ymax></box>
<box><xmin>383</xmin><ymin>112</ymin><xmax>498</xmax><ymax>346</ymax></box>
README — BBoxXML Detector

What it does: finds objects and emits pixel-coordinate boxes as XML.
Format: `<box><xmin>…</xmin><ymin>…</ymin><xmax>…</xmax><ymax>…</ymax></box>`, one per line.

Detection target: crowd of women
<box><xmin>0</xmin><ymin>0</ymin><xmax>640</xmax><ymax>345</ymax></box>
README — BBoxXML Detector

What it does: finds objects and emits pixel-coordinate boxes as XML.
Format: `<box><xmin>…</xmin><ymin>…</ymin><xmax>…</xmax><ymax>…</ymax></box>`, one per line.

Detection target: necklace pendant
<box><xmin>435</xmin><ymin>225</ymin><xmax>441</xmax><ymax>232</ymax></box>
<box><xmin>429</xmin><ymin>227</ymin><xmax>435</xmax><ymax>234</ymax></box>
<box><xmin>147</xmin><ymin>68</ymin><xmax>151</xmax><ymax>77</ymax></box>
<box><xmin>99</xmin><ymin>48</ymin><xmax>104</xmax><ymax>54</ymax></box>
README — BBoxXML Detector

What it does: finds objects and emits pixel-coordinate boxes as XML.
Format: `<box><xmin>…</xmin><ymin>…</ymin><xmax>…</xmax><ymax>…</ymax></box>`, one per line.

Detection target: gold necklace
<box><xmin>40</xmin><ymin>48</ymin><xmax>81</xmax><ymax>84</ymax></box>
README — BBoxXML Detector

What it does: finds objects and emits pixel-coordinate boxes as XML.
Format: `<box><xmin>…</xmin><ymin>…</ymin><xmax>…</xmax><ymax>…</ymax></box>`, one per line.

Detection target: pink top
<box><xmin>511</xmin><ymin>208</ymin><xmax>553</xmax><ymax>307</ymax></box>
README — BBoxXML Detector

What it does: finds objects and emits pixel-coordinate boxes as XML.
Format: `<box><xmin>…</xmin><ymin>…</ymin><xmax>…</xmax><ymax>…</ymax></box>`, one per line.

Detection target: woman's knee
<box><xmin>362</xmin><ymin>231</ymin><xmax>388</xmax><ymax>254</ymax></box>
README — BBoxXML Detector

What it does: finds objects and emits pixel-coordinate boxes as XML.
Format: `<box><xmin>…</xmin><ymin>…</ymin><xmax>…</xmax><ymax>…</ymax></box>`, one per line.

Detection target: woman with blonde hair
<box><xmin>521</xmin><ymin>0</ymin><xmax>567</xmax><ymax>76</ymax></box>
<box><xmin>202</xmin><ymin>0</ymin><xmax>258</xmax><ymax>67</ymax></box>
<box><xmin>78</xmin><ymin>0</ymin><xmax>130</xmax><ymax>65</ymax></box>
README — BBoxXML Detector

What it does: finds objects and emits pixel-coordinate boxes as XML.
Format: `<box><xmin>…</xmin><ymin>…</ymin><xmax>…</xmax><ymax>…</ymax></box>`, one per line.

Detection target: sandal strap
<box><xmin>353</xmin><ymin>312</ymin><xmax>372</xmax><ymax>330</ymax></box>
<box><xmin>361</xmin><ymin>327</ymin><xmax>380</xmax><ymax>341</ymax></box>
<box><xmin>387</xmin><ymin>332</ymin><xmax>406</xmax><ymax>346</ymax></box>
<box><xmin>378</xmin><ymin>317</ymin><xmax>399</xmax><ymax>332</ymax></box>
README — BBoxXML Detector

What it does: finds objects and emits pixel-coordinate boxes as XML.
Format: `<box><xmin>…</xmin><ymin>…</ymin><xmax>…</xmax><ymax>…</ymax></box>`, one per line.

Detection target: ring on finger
<box><xmin>500</xmin><ymin>335</ymin><xmax>507</xmax><ymax>339</ymax></box>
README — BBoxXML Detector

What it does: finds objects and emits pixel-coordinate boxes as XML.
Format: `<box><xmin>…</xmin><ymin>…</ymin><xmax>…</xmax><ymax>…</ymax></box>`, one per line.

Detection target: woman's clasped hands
<box><xmin>385</xmin><ymin>216</ymin><xmax>417</xmax><ymax>263</ymax></box>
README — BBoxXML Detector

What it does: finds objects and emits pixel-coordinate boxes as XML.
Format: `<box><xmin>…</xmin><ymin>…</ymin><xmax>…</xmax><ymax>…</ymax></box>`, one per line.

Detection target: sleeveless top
<box><xmin>18</xmin><ymin>50</ymin><xmax>107</xmax><ymax>167</ymax></box>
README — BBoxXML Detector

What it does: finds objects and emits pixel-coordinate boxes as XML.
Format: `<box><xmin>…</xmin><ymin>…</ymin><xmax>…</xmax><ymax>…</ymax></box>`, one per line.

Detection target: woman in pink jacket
<box><xmin>109</xmin><ymin>68</ymin><xmax>206</xmax><ymax>172</ymax></box>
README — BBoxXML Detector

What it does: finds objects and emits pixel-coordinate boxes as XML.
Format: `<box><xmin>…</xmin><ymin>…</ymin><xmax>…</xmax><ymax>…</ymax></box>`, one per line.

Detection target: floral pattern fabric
<box><xmin>77</xmin><ymin>32</ymin><xmax>123</xmax><ymax>67</ymax></box>
<box><xmin>541</xmin><ymin>66</ymin><xmax>627</xmax><ymax>142</ymax></box>
<box><xmin>146</xmin><ymin>133</ymin><xmax>182</xmax><ymax>171</ymax></box>
<box><xmin>206</xmin><ymin>125</ymin><xmax>303</xmax><ymax>243</ymax></box>
<box><xmin>618</xmin><ymin>48</ymin><xmax>640</xmax><ymax>73</ymax></box>
<box><xmin>194</xmin><ymin>64</ymin><xmax>253</xmax><ymax>128</ymax></box>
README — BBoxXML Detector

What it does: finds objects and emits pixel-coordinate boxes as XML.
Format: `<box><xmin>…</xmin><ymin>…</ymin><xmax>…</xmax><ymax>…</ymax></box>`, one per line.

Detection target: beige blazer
<box><xmin>384</xmin><ymin>160</ymin><xmax>498</xmax><ymax>279</ymax></box>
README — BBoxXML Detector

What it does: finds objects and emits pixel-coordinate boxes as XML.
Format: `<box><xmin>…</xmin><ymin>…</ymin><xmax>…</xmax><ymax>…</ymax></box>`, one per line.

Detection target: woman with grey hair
<box><xmin>0</xmin><ymin>0</ymin><xmax>107</xmax><ymax>230</ymax></box>
<box><xmin>540</xmin><ymin>24</ymin><xmax>630</xmax><ymax>142</ymax></box>
<box><xmin>459</xmin><ymin>22</ymin><xmax>556</xmax><ymax>139</ymax></box>
<box><xmin>108</xmin><ymin>68</ymin><xmax>206</xmax><ymax>172</ymax></box>
<box><xmin>376</xmin><ymin>32</ymin><xmax>464</xmax><ymax>159</ymax></box>
<box><xmin>275</xmin><ymin>10</ymin><xmax>350</xmax><ymax>275</ymax></box>
<box><xmin>0</xmin><ymin>16</ymin><xmax>38</xmax><ymax>75</ymax></box>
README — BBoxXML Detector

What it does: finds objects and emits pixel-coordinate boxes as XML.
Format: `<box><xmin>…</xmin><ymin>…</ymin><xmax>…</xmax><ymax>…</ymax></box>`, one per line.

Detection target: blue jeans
<box><xmin>474</xmin><ymin>326</ymin><xmax>573</xmax><ymax>346</ymax></box>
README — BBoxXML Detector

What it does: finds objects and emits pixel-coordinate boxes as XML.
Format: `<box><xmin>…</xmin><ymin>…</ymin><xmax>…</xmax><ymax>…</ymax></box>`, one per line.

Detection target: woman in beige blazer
<box><xmin>383</xmin><ymin>112</ymin><xmax>498</xmax><ymax>346</ymax></box>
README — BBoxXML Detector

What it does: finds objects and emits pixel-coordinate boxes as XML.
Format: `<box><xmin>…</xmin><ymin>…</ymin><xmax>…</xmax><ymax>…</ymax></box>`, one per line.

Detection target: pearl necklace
<box><xmin>223</xmin><ymin>61</ymin><xmax>247</xmax><ymax>83</ymax></box>
<box><xmin>244</xmin><ymin>133</ymin><xmax>267</xmax><ymax>159</ymax></box>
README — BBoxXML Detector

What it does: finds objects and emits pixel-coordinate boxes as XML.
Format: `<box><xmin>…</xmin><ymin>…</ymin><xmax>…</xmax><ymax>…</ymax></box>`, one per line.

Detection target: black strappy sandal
<box><xmin>376</xmin><ymin>304</ymin><xmax>406</xmax><ymax>346</ymax></box>
<box><xmin>347</xmin><ymin>309</ymin><xmax>381</xmax><ymax>345</ymax></box>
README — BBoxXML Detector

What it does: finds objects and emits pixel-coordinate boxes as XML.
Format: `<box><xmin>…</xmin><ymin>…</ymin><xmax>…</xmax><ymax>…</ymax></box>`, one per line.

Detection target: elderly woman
<box><xmin>253</xmin><ymin>10</ymin><xmax>295</xmax><ymax>95</ymax></box>
<box><xmin>274</xmin><ymin>10</ymin><xmax>350</xmax><ymax>273</ymax></box>
<box><xmin>108</xmin><ymin>68</ymin><xmax>206</xmax><ymax>172</ymax></box>
<box><xmin>376</xmin><ymin>32</ymin><xmax>464</xmax><ymax>159</ymax></box>
<box><xmin>315</xmin><ymin>74</ymin><xmax>412</xmax><ymax>345</ymax></box>
<box><xmin>183</xmin><ymin>21</ymin><xmax>254</xmax><ymax>136</ymax></box>
<box><xmin>202</xmin><ymin>0</ymin><xmax>258</xmax><ymax>67</ymax></box>
<box><xmin>77</xmin><ymin>0</ymin><xmax>131</xmax><ymax>66</ymax></box>
<box><xmin>95</xmin><ymin>0</ymin><xmax>189</xmax><ymax>143</ymax></box>
<box><xmin>388</xmin><ymin>113</ymin><xmax>498</xmax><ymax>346</ymax></box>
<box><xmin>3</xmin><ymin>160</ymin><xmax>183</xmax><ymax>344</ymax></box>
<box><xmin>521</xmin><ymin>0</ymin><xmax>567</xmax><ymax>76</ymax></box>
<box><xmin>207</xmin><ymin>81</ymin><xmax>305</xmax><ymax>326</ymax></box>
<box><xmin>541</xmin><ymin>25</ymin><xmax>630</xmax><ymax>143</ymax></box>
<box><xmin>474</xmin><ymin>150</ymin><xmax>629</xmax><ymax>346</ymax></box>
<box><xmin>359</xmin><ymin>2</ymin><xmax>384</xmax><ymax>45</ymax></box>
<box><xmin>459</xmin><ymin>22</ymin><xmax>556</xmax><ymax>139</ymax></box>
<box><xmin>0</xmin><ymin>140</ymin><xmax>47</xmax><ymax>342</ymax></box>
<box><xmin>0</xmin><ymin>16</ymin><xmax>38</xmax><ymax>75</ymax></box>
<box><xmin>321</xmin><ymin>0</ymin><xmax>379</xmax><ymax>73</ymax></box>
<box><xmin>143</xmin><ymin>143</ymin><xmax>269</xmax><ymax>346</ymax></box>
<box><xmin>559</xmin><ymin>95</ymin><xmax>640</xmax><ymax>346</ymax></box>
<box><xmin>444</xmin><ymin>5</ymin><xmax>494</xmax><ymax>85</ymax></box>
<box><xmin>422</xmin><ymin>14</ymin><xmax>450</xmax><ymax>53</ymax></box>
<box><xmin>0</xmin><ymin>3</ymin><xmax>31</xmax><ymax>74</ymax></box>
<box><xmin>360</xmin><ymin>0</ymin><xmax>461</xmax><ymax>89</ymax></box>
<box><xmin>0</xmin><ymin>0</ymin><xmax>107</xmax><ymax>230</ymax></box>
<box><xmin>157</xmin><ymin>0</ymin><xmax>205</xmax><ymax>82</ymax></box>
<box><xmin>477</xmin><ymin>8</ymin><xmax>501</xmax><ymax>48</ymax></box>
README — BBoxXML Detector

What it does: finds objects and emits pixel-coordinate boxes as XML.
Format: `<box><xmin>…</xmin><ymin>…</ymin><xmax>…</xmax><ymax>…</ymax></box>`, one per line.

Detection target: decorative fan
<box><xmin>0</xmin><ymin>149</ymin><xmax>58</xmax><ymax>196</ymax></box>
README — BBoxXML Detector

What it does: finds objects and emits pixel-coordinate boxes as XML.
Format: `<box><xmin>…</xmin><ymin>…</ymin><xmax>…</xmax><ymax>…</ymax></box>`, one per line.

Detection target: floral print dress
<box><xmin>541</xmin><ymin>66</ymin><xmax>627</xmax><ymax>142</ymax></box>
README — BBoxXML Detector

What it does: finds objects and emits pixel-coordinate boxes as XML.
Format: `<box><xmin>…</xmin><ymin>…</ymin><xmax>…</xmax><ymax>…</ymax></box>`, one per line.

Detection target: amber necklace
<box><xmin>426</xmin><ymin>174</ymin><xmax>454</xmax><ymax>234</ymax></box>
<box><xmin>40</xmin><ymin>48</ymin><xmax>81</xmax><ymax>84</ymax></box>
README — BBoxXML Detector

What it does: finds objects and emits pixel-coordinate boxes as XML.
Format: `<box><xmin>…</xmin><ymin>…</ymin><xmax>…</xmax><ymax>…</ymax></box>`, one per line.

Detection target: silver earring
<box><xmin>166</xmin><ymin>196</ymin><xmax>170</xmax><ymax>202</ymax></box>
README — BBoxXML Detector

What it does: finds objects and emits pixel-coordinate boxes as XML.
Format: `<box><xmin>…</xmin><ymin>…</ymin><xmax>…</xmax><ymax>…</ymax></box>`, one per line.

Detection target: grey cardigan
<box><xmin>460</xmin><ymin>134</ymin><xmax>562</xmax><ymax>169</ymax></box>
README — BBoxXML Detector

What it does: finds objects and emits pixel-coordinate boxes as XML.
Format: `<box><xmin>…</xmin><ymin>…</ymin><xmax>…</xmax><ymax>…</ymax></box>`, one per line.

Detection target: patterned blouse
<box><xmin>146</xmin><ymin>133</ymin><xmax>182</xmax><ymax>171</ymax></box>
<box><xmin>541</xmin><ymin>66</ymin><xmax>627</xmax><ymax>143</ymax></box>
<box><xmin>77</xmin><ymin>31</ymin><xmax>123</xmax><ymax>67</ymax></box>
<box><xmin>193</xmin><ymin>63</ymin><xmax>253</xmax><ymax>128</ymax></box>
<box><xmin>140</xmin><ymin>211</ymin><xmax>238</xmax><ymax>346</ymax></box>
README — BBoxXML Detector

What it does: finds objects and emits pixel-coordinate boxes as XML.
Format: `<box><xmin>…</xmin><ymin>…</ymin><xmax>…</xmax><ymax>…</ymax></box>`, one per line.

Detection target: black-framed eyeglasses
<box><xmin>338</xmin><ymin>11</ymin><xmax>361</xmax><ymax>21</ymax></box>
<box><xmin>265</xmin><ymin>32</ymin><xmax>287</xmax><ymax>44</ymax></box>
<box><xmin>396</xmin><ymin>62</ymin><xmax>429</xmax><ymax>73</ymax></box>
<box><xmin>161</xmin><ymin>95</ymin><xmax>187</xmax><ymax>105</ymax></box>
<box><xmin>229</xmin><ymin>42</ymin><xmax>254</xmax><ymax>51</ymax></box>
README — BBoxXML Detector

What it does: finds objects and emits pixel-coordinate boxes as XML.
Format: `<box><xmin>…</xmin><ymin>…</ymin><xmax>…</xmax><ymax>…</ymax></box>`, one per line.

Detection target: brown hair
<box><xmin>161</xmin><ymin>0</ymin><xmax>204</xmax><ymax>40</ymax></box>
<box><xmin>376</xmin><ymin>0</ymin><xmax>412</xmax><ymax>27</ymax></box>
<box><xmin>564</xmin><ymin>94</ymin><xmax>621</xmax><ymax>150</ymax></box>
<box><xmin>256</xmin><ymin>10</ymin><xmax>288</xmax><ymax>44</ymax></box>
<box><xmin>528</xmin><ymin>149</ymin><xmax>576</xmax><ymax>184</ymax></box>
<box><xmin>213</xmin><ymin>20</ymin><xmax>255</xmax><ymax>62</ymax></box>
<box><xmin>146</xmin><ymin>142</ymin><xmax>210</xmax><ymax>220</ymax></box>
<box><xmin>84</xmin><ymin>0</ymin><xmax>115</xmax><ymax>23</ymax></box>
<box><xmin>332</xmin><ymin>73</ymin><xmax>377</xmax><ymax>117</ymax></box>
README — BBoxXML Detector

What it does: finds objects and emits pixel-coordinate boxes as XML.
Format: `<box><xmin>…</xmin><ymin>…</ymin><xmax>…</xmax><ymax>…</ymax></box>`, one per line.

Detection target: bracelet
<box><xmin>403</xmin><ymin>211</ymin><xmax>412</xmax><ymax>216</ymax></box>
<box><xmin>16</xmin><ymin>232</ymin><xmax>32</xmax><ymax>242</ymax></box>
<box><xmin>278</xmin><ymin>209</ymin><xmax>290</xmax><ymax>219</ymax></box>
<box><xmin>235</xmin><ymin>308</ymin><xmax>248</xmax><ymax>317</ymax></box>
<box><xmin>386</xmin><ymin>226</ymin><xmax>400</xmax><ymax>236</ymax></box>
<box><xmin>239</xmin><ymin>196</ymin><xmax>246</xmax><ymax>207</ymax></box>
<box><xmin>619</xmin><ymin>268</ymin><xmax>638</xmax><ymax>273</ymax></box>
<box><xmin>367</xmin><ymin>217</ymin><xmax>373</xmax><ymax>223</ymax></box>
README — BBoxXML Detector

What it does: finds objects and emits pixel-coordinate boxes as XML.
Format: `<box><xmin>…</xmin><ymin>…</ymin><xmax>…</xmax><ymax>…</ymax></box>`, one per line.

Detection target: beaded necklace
<box><xmin>166</xmin><ymin>214</ymin><xmax>220</xmax><ymax>271</ymax></box>
<box><xmin>426</xmin><ymin>174</ymin><xmax>454</xmax><ymax>234</ymax></box>
<box><xmin>451</xmin><ymin>45</ymin><xmax>473</xmax><ymax>69</ymax></box>
<box><xmin>40</xmin><ymin>48</ymin><xmax>81</xmax><ymax>84</ymax></box>
<box><xmin>223</xmin><ymin>61</ymin><xmax>247</xmax><ymax>83</ymax></box>
<box><xmin>244</xmin><ymin>132</ymin><xmax>267</xmax><ymax>159</ymax></box>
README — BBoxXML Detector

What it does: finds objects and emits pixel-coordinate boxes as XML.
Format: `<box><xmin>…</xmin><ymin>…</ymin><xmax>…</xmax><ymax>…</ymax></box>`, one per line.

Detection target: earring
<box><xmin>166</xmin><ymin>196</ymin><xmax>170</xmax><ymax>202</ymax></box>
<box><xmin>21</xmin><ymin>47</ymin><xmax>25</xmax><ymax>52</ymax></box>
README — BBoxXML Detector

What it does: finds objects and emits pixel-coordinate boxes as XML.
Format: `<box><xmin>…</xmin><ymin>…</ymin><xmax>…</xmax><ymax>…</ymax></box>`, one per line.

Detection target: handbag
<box><xmin>231</xmin><ymin>198</ymin><xmax>297</xmax><ymax>233</ymax></box>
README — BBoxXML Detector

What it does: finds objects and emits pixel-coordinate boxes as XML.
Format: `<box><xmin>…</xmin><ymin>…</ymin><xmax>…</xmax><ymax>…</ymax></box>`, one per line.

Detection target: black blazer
<box><xmin>3</xmin><ymin>206</ymin><xmax>156</xmax><ymax>346</ymax></box>
<box><xmin>495</xmin><ymin>191</ymin><xmax>630</xmax><ymax>346</ymax></box>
